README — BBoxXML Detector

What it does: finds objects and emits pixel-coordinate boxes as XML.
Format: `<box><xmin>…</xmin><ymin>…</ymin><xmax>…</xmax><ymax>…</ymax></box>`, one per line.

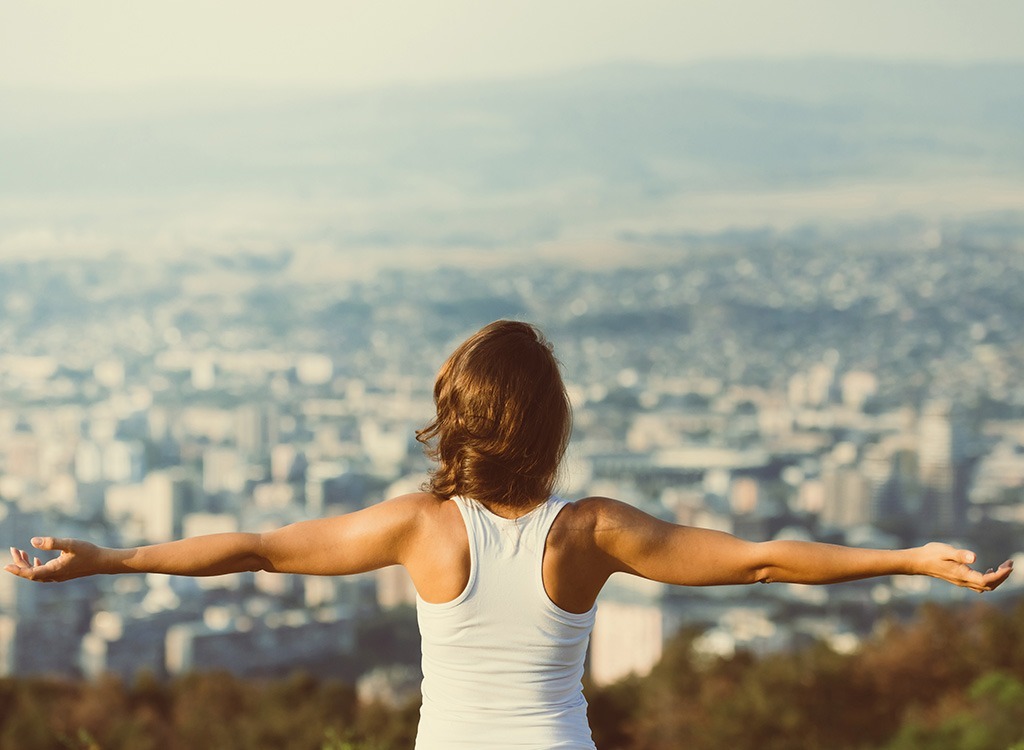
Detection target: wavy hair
<box><xmin>416</xmin><ymin>320</ymin><xmax>572</xmax><ymax>511</ymax></box>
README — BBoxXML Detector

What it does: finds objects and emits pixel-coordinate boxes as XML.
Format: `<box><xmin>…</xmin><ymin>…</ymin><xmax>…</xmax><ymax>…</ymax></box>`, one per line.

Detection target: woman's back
<box><xmin>414</xmin><ymin>496</ymin><xmax>596</xmax><ymax>749</ymax></box>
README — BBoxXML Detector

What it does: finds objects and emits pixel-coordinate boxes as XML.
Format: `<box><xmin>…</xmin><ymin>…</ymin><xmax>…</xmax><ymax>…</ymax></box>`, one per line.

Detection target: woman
<box><xmin>6</xmin><ymin>320</ymin><xmax>1013</xmax><ymax>749</ymax></box>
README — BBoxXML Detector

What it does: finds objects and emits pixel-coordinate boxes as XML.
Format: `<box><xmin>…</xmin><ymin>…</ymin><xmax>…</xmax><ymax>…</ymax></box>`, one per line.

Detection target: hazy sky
<box><xmin>3</xmin><ymin>0</ymin><xmax>1023</xmax><ymax>91</ymax></box>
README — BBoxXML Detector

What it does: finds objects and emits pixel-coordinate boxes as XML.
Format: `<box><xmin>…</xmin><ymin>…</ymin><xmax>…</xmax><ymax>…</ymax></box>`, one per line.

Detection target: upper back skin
<box><xmin>404</xmin><ymin>494</ymin><xmax>615</xmax><ymax>615</ymax></box>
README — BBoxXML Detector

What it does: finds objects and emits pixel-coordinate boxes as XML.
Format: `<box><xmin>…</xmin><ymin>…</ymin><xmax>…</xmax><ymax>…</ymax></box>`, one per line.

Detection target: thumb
<box><xmin>958</xmin><ymin>549</ymin><xmax>976</xmax><ymax>565</ymax></box>
<box><xmin>31</xmin><ymin>537</ymin><xmax>70</xmax><ymax>552</ymax></box>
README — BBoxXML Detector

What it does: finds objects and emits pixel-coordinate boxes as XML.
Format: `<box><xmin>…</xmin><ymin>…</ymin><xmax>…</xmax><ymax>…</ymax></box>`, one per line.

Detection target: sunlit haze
<box><xmin>2</xmin><ymin>0</ymin><xmax>1024</xmax><ymax>91</ymax></box>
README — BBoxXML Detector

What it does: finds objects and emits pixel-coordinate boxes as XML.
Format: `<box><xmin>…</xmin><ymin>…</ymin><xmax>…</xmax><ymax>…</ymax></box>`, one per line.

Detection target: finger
<box><xmin>957</xmin><ymin>549</ymin><xmax>977</xmax><ymax>565</ymax></box>
<box><xmin>8</xmin><ymin>557</ymin><xmax>61</xmax><ymax>582</ymax></box>
<box><xmin>10</xmin><ymin>547</ymin><xmax>27</xmax><ymax>567</ymax></box>
<box><xmin>31</xmin><ymin>537</ymin><xmax>69</xmax><ymax>552</ymax></box>
<box><xmin>984</xmin><ymin>566</ymin><xmax>1013</xmax><ymax>590</ymax></box>
<box><xmin>978</xmin><ymin>570</ymin><xmax>1009</xmax><ymax>591</ymax></box>
<box><xmin>33</xmin><ymin>557</ymin><xmax>41</xmax><ymax>568</ymax></box>
<box><xmin>959</xmin><ymin>567</ymin><xmax>986</xmax><ymax>586</ymax></box>
<box><xmin>17</xmin><ymin>549</ymin><xmax>30</xmax><ymax>566</ymax></box>
<box><xmin>3</xmin><ymin>563</ymin><xmax>35</xmax><ymax>580</ymax></box>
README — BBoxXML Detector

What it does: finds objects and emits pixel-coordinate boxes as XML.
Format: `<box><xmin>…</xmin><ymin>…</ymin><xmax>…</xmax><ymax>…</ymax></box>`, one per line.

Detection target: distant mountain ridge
<box><xmin>2</xmin><ymin>59</ymin><xmax>1022</xmax><ymax>262</ymax></box>
<box><xmin>2</xmin><ymin>58</ymin><xmax>1022</xmax><ymax>197</ymax></box>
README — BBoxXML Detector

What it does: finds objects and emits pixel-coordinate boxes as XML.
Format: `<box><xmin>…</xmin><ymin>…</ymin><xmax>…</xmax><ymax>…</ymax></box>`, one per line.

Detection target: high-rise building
<box><xmin>861</xmin><ymin>443</ymin><xmax>897</xmax><ymax>524</ymax></box>
<box><xmin>103</xmin><ymin>440</ymin><xmax>145</xmax><ymax>483</ymax></box>
<box><xmin>201</xmin><ymin>447</ymin><xmax>246</xmax><ymax>496</ymax></box>
<box><xmin>270</xmin><ymin>444</ymin><xmax>306</xmax><ymax>484</ymax></box>
<box><xmin>235</xmin><ymin>403</ymin><xmax>278</xmax><ymax>460</ymax></box>
<box><xmin>142</xmin><ymin>469</ymin><xmax>192</xmax><ymax>543</ymax></box>
<box><xmin>918</xmin><ymin>401</ymin><xmax>966</xmax><ymax>535</ymax></box>
<box><xmin>74</xmin><ymin>440</ymin><xmax>105</xmax><ymax>484</ymax></box>
<box><xmin>820</xmin><ymin>444</ymin><xmax>871</xmax><ymax>529</ymax></box>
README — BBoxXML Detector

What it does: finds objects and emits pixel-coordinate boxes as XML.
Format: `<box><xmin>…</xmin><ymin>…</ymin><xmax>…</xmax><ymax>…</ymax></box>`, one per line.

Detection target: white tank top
<box><xmin>415</xmin><ymin>496</ymin><xmax>598</xmax><ymax>749</ymax></box>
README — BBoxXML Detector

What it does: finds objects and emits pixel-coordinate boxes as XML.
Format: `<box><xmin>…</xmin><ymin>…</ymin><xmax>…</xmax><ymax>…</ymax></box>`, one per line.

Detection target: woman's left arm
<box><xmin>588</xmin><ymin>497</ymin><xmax>1013</xmax><ymax>592</ymax></box>
<box><xmin>742</xmin><ymin>538</ymin><xmax>1013</xmax><ymax>591</ymax></box>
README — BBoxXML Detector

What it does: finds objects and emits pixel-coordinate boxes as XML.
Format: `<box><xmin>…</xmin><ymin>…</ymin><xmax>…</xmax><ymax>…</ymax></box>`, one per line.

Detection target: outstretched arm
<box><xmin>4</xmin><ymin>493</ymin><xmax>428</xmax><ymax>583</ymax></box>
<box><xmin>589</xmin><ymin>497</ymin><xmax>1013</xmax><ymax>593</ymax></box>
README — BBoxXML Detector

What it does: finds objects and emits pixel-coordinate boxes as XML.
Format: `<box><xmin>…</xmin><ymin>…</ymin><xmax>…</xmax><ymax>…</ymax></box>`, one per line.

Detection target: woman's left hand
<box><xmin>913</xmin><ymin>542</ymin><xmax>1013</xmax><ymax>593</ymax></box>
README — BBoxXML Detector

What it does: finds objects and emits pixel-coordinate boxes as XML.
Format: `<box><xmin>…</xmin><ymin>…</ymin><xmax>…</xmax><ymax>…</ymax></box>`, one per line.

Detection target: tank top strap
<box><xmin>525</xmin><ymin>496</ymin><xmax>570</xmax><ymax>544</ymax></box>
<box><xmin>451</xmin><ymin>496</ymin><xmax>567</xmax><ymax>559</ymax></box>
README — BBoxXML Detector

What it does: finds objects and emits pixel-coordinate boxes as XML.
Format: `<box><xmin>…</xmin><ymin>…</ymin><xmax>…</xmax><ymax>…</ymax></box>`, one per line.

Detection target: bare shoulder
<box><xmin>548</xmin><ymin>497</ymin><xmax>599</xmax><ymax>539</ymax></box>
<box><xmin>554</xmin><ymin>496</ymin><xmax>655</xmax><ymax>529</ymax></box>
<box><xmin>377</xmin><ymin>491</ymin><xmax>451</xmax><ymax>529</ymax></box>
<box><xmin>545</xmin><ymin>497</ymin><xmax>652</xmax><ymax>600</ymax></box>
<box><xmin>382</xmin><ymin>490</ymin><xmax>442</xmax><ymax>512</ymax></box>
<box><xmin>387</xmin><ymin>492</ymin><xmax>467</xmax><ymax>548</ymax></box>
<box><xmin>550</xmin><ymin>496</ymin><xmax>655</xmax><ymax>548</ymax></box>
<box><xmin>551</xmin><ymin>496</ymin><xmax>678</xmax><ymax>577</ymax></box>
<box><xmin>394</xmin><ymin>493</ymin><xmax>469</xmax><ymax>591</ymax></box>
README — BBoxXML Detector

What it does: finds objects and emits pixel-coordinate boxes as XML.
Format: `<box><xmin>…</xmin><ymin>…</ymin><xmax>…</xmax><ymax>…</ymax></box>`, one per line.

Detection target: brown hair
<box><xmin>416</xmin><ymin>320</ymin><xmax>572</xmax><ymax>511</ymax></box>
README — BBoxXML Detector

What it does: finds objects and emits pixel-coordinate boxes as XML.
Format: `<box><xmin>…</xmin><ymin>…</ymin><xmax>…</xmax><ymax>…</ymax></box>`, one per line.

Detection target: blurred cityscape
<box><xmin>1</xmin><ymin>214</ymin><xmax>1023</xmax><ymax>699</ymax></box>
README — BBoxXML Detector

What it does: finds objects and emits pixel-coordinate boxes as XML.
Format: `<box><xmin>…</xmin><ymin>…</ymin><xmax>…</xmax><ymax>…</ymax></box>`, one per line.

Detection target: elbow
<box><xmin>749</xmin><ymin>542</ymin><xmax>776</xmax><ymax>584</ymax></box>
<box><xmin>245</xmin><ymin>554</ymin><xmax>270</xmax><ymax>573</ymax></box>
<box><xmin>249</xmin><ymin>533</ymin><xmax>274</xmax><ymax>573</ymax></box>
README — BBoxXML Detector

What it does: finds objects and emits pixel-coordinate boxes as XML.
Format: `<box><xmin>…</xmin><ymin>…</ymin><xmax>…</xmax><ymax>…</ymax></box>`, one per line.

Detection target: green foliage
<box><xmin>586</xmin><ymin>673</ymin><xmax>643</xmax><ymax>750</ymax></box>
<box><xmin>884</xmin><ymin>671</ymin><xmax>1024</xmax><ymax>750</ymax></box>
<box><xmin>0</xmin><ymin>670</ymin><xmax>414</xmax><ymax>750</ymax></box>
<box><xmin>583</xmin><ymin>598</ymin><xmax>1024</xmax><ymax>750</ymax></box>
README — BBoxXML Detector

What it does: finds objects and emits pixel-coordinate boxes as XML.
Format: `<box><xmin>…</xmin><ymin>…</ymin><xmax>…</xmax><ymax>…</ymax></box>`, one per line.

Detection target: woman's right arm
<box><xmin>9</xmin><ymin>532</ymin><xmax>268</xmax><ymax>582</ymax></box>
<box><xmin>5</xmin><ymin>492</ymin><xmax>432</xmax><ymax>583</ymax></box>
<box><xmin>586</xmin><ymin>497</ymin><xmax>1012</xmax><ymax>593</ymax></box>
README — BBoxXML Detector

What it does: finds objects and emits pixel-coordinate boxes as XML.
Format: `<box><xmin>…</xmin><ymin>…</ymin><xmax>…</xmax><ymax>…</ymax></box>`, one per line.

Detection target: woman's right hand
<box><xmin>5</xmin><ymin>537</ymin><xmax>105</xmax><ymax>582</ymax></box>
